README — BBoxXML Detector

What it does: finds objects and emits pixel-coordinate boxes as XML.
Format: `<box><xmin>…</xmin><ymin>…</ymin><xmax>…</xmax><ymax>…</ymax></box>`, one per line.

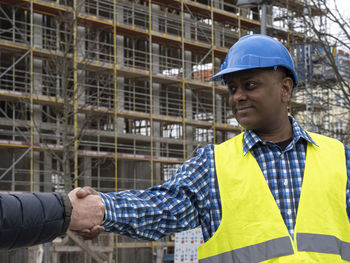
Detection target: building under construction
<box><xmin>0</xmin><ymin>0</ymin><xmax>327</xmax><ymax>262</ymax></box>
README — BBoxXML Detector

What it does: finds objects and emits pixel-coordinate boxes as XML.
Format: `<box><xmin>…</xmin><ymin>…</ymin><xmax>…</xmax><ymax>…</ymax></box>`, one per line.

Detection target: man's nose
<box><xmin>233</xmin><ymin>87</ymin><xmax>247</xmax><ymax>101</ymax></box>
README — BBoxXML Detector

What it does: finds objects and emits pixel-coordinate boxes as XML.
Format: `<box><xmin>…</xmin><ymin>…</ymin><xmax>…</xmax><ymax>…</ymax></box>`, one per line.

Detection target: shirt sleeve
<box><xmin>99</xmin><ymin>145</ymin><xmax>214</xmax><ymax>241</ymax></box>
<box><xmin>345</xmin><ymin>145</ymin><xmax>350</xmax><ymax>218</ymax></box>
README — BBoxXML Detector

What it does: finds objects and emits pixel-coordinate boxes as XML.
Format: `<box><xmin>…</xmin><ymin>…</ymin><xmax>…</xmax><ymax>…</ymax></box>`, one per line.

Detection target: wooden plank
<box><xmin>67</xmin><ymin>231</ymin><xmax>108</xmax><ymax>263</ymax></box>
<box><xmin>52</xmin><ymin>246</ymin><xmax>113</xmax><ymax>253</ymax></box>
<box><xmin>116</xmin><ymin>241</ymin><xmax>174</xmax><ymax>248</ymax></box>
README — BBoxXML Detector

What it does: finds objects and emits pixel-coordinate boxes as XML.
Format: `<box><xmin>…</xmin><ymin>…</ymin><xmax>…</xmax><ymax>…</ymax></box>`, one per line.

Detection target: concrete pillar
<box><xmin>184</xmin><ymin>50</ymin><xmax>192</xmax><ymax>80</ymax></box>
<box><xmin>43</xmin><ymin>152</ymin><xmax>52</xmax><ymax>192</ymax></box>
<box><xmin>152</xmin><ymin>4</ymin><xmax>161</xmax><ymax>184</ymax></box>
<box><xmin>267</xmin><ymin>5</ymin><xmax>273</xmax><ymax>28</ymax></box>
<box><xmin>213</xmin><ymin>0</ymin><xmax>222</xmax><ymax>49</ymax></box>
<box><xmin>76</xmin><ymin>23</ymin><xmax>89</xmax><ymax>187</ymax></box>
<box><xmin>152</xmin><ymin>4</ymin><xmax>160</xmax><ymax>32</ymax></box>
<box><xmin>73</xmin><ymin>4</ymin><xmax>87</xmax><ymax>191</ymax></box>
<box><xmin>214</xmin><ymin>57</ymin><xmax>221</xmax><ymax>75</ymax></box>
<box><xmin>183</xmin><ymin>13</ymin><xmax>194</xmax><ymax>157</ymax></box>
<box><xmin>33</xmin><ymin>13</ymin><xmax>42</xmax><ymax>49</ymax></box>
<box><xmin>0</xmin><ymin>150</ymin><xmax>15</xmax><ymax>191</ymax></box>
<box><xmin>213</xmin><ymin>0</ymin><xmax>223</xmax><ymax>9</ymax></box>
<box><xmin>184</xmin><ymin>13</ymin><xmax>192</xmax><ymax>80</ymax></box>
<box><xmin>77</xmin><ymin>25</ymin><xmax>85</xmax><ymax>58</ymax></box>
<box><xmin>214</xmin><ymin>56</ymin><xmax>224</xmax><ymax>143</ymax></box>
<box><xmin>82</xmin><ymin>155</ymin><xmax>92</xmax><ymax>186</ymax></box>
<box><xmin>152</xmin><ymin>83</ymin><xmax>161</xmax><ymax>184</ymax></box>
<box><xmin>33</xmin><ymin>13</ymin><xmax>43</xmax><ymax>192</ymax></box>
<box><xmin>116</xmin><ymin>76</ymin><xmax>125</xmax><ymax>135</ymax></box>
<box><xmin>215</xmin><ymin>94</ymin><xmax>223</xmax><ymax>143</ymax></box>
<box><xmin>240</xmin><ymin>7</ymin><xmax>250</xmax><ymax>20</ymax></box>
<box><xmin>185</xmin><ymin>89</ymin><xmax>194</xmax><ymax>157</ymax></box>
<box><xmin>116</xmin><ymin>7</ymin><xmax>125</xmax><ymax>134</ymax></box>
<box><xmin>77</xmin><ymin>24</ymin><xmax>86</xmax><ymax>109</ymax></box>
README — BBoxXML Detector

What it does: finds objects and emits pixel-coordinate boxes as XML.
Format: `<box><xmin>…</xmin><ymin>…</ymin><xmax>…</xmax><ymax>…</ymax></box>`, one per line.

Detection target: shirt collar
<box><xmin>242</xmin><ymin>116</ymin><xmax>318</xmax><ymax>155</ymax></box>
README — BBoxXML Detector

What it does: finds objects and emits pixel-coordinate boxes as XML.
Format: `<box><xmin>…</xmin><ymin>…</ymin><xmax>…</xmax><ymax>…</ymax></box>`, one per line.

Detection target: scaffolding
<box><xmin>0</xmin><ymin>0</ymin><xmax>325</xmax><ymax>262</ymax></box>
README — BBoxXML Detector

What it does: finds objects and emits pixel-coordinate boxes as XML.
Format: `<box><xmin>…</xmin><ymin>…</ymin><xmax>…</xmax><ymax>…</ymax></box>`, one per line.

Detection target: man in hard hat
<box><xmin>70</xmin><ymin>35</ymin><xmax>350</xmax><ymax>262</ymax></box>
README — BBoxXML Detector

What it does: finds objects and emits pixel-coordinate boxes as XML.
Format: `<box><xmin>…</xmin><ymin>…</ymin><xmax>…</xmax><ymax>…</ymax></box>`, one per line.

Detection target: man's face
<box><xmin>227</xmin><ymin>68</ymin><xmax>292</xmax><ymax>132</ymax></box>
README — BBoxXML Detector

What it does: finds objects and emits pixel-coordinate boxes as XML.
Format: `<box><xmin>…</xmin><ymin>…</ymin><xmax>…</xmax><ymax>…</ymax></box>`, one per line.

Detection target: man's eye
<box><xmin>246</xmin><ymin>82</ymin><xmax>257</xmax><ymax>89</ymax></box>
<box><xmin>228</xmin><ymin>86</ymin><xmax>236</xmax><ymax>93</ymax></box>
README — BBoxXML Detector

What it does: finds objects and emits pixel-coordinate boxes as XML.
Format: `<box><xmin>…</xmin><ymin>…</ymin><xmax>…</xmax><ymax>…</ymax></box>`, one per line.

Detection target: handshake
<box><xmin>68</xmin><ymin>186</ymin><xmax>105</xmax><ymax>240</ymax></box>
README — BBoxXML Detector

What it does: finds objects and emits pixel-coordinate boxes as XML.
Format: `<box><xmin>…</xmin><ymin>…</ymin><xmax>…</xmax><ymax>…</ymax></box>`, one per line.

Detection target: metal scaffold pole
<box><xmin>287</xmin><ymin>0</ymin><xmax>290</xmax><ymax>48</ymax></box>
<box><xmin>73</xmin><ymin>0</ymin><xmax>79</xmax><ymax>188</ymax></box>
<box><xmin>211</xmin><ymin>0</ymin><xmax>216</xmax><ymax>144</ymax></box>
<box><xmin>30</xmin><ymin>0</ymin><xmax>34</xmax><ymax>192</ymax></box>
<box><xmin>148</xmin><ymin>1</ymin><xmax>156</xmax><ymax>259</ymax></box>
<box><xmin>113</xmin><ymin>0</ymin><xmax>119</xmax><ymax>261</ymax></box>
<box><xmin>113</xmin><ymin>0</ymin><xmax>119</xmax><ymax>210</ymax></box>
<box><xmin>181</xmin><ymin>0</ymin><xmax>187</xmax><ymax>161</ymax></box>
<box><xmin>287</xmin><ymin>0</ymin><xmax>293</xmax><ymax>116</ymax></box>
<box><xmin>149</xmin><ymin>0</ymin><xmax>154</xmax><ymax>187</ymax></box>
<box><xmin>238</xmin><ymin>7</ymin><xmax>241</xmax><ymax>38</ymax></box>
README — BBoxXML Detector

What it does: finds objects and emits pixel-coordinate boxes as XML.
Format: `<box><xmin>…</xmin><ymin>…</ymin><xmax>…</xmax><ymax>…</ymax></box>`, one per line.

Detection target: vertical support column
<box><xmin>116</xmin><ymin>76</ymin><xmax>125</xmax><ymax>135</ymax></box>
<box><xmin>181</xmin><ymin>0</ymin><xmax>187</xmax><ymax>161</ymax></box>
<box><xmin>151</xmin><ymin>3</ymin><xmax>161</xmax><ymax>184</ymax></box>
<box><xmin>213</xmin><ymin>0</ymin><xmax>222</xmax><ymax>50</ymax></box>
<box><xmin>113</xmin><ymin>2</ymin><xmax>119</xmax><ymax>262</ymax></box>
<box><xmin>304</xmin><ymin>44</ymin><xmax>314</xmax><ymax>131</ymax></box>
<box><xmin>11</xmin><ymin>56</ymin><xmax>16</xmax><ymax>190</ymax></box>
<box><xmin>261</xmin><ymin>3</ymin><xmax>267</xmax><ymax>35</ymax></box>
<box><xmin>30</xmin><ymin>0</ymin><xmax>34</xmax><ymax>192</ymax></box>
<box><xmin>73</xmin><ymin>0</ymin><xmax>79</xmax><ymax>188</ymax></box>
<box><xmin>286</xmin><ymin>1</ymin><xmax>293</xmax><ymax>120</ymax></box>
<box><xmin>116</xmin><ymin>4</ymin><xmax>125</xmax><ymax>135</ymax></box>
<box><xmin>11</xmin><ymin>151</ymin><xmax>15</xmax><ymax>191</ymax></box>
<box><xmin>238</xmin><ymin>8</ymin><xmax>241</xmax><ymax>38</ymax></box>
<box><xmin>113</xmin><ymin>0</ymin><xmax>119</xmax><ymax>194</ymax></box>
<box><xmin>149</xmin><ymin>0</ymin><xmax>154</xmax><ymax>186</ymax></box>
<box><xmin>185</xmin><ymin>89</ymin><xmax>193</xmax><ymax>156</ymax></box>
<box><xmin>82</xmin><ymin>157</ymin><xmax>92</xmax><ymax>186</ymax></box>
<box><xmin>212</xmin><ymin>4</ymin><xmax>223</xmax><ymax>142</ymax></box>
<box><xmin>217</xmin><ymin>0</ymin><xmax>224</xmax><ymax>9</ymax></box>
<box><xmin>287</xmin><ymin>0</ymin><xmax>290</xmax><ymax>47</ymax></box>
<box><xmin>148</xmin><ymin>2</ymin><xmax>156</xmax><ymax>259</ymax></box>
<box><xmin>215</xmin><ymin>94</ymin><xmax>223</xmax><ymax>142</ymax></box>
<box><xmin>211</xmin><ymin>0</ymin><xmax>216</xmax><ymax>144</ymax></box>
<box><xmin>77</xmin><ymin>16</ymin><xmax>87</xmax><ymax>186</ymax></box>
<box><xmin>43</xmin><ymin>152</ymin><xmax>52</xmax><ymax>192</ymax></box>
<box><xmin>184</xmin><ymin>12</ymin><xmax>193</xmax><ymax>156</ymax></box>
<box><xmin>33</xmin><ymin>12</ymin><xmax>43</xmax><ymax>192</ymax></box>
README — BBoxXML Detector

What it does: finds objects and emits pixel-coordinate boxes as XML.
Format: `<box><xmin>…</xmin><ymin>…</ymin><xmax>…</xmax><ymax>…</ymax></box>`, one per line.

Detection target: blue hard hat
<box><xmin>211</xmin><ymin>34</ymin><xmax>298</xmax><ymax>88</ymax></box>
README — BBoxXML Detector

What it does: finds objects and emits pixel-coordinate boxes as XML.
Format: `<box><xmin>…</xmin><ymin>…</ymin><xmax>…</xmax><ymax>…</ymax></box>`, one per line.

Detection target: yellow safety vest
<box><xmin>198</xmin><ymin>132</ymin><xmax>350</xmax><ymax>262</ymax></box>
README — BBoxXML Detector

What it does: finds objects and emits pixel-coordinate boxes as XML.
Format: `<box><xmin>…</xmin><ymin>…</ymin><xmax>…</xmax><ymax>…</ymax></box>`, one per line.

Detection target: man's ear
<box><xmin>281</xmin><ymin>77</ymin><xmax>293</xmax><ymax>103</ymax></box>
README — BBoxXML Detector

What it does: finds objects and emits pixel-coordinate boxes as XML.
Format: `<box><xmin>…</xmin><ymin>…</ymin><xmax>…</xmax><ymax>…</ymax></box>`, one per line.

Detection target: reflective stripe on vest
<box><xmin>199</xmin><ymin>236</ymin><xmax>293</xmax><ymax>263</ymax></box>
<box><xmin>199</xmin><ymin>234</ymin><xmax>350</xmax><ymax>263</ymax></box>
<box><xmin>297</xmin><ymin>233</ymin><xmax>350</xmax><ymax>261</ymax></box>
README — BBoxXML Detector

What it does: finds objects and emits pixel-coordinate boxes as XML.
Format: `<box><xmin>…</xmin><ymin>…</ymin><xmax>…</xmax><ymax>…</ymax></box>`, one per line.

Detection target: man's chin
<box><xmin>237</xmin><ymin>118</ymin><xmax>259</xmax><ymax>131</ymax></box>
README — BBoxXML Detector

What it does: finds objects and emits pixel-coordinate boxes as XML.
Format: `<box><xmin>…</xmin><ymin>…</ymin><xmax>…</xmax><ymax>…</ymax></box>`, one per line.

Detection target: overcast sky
<box><xmin>332</xmin><ymin>0</ymin><xmax>350</xmax><ymax>17</ymax></box>
<box><xmin>327</xmin><ymin>0</ymin><xmax>350</xmax><ymax>47</ymax></box>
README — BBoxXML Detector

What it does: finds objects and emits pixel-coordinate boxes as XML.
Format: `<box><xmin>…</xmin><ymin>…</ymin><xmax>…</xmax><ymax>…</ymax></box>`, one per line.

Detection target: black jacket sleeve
<box><xmin>0</xmin><ymin>192</ymin><xmax>72</xmax><ymax>249</ymax></box>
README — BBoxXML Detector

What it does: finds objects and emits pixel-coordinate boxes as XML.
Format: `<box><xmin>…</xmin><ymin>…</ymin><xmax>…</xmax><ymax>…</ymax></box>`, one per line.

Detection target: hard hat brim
<box><xmin>210</xmin><ymin>66</ymin><xmax>263</xmax><ymax>82</ymax></box>
<box><xmin>210</xmin><ymin>65</ymin><xmax>298</xmax><ymax>88</ymax></box>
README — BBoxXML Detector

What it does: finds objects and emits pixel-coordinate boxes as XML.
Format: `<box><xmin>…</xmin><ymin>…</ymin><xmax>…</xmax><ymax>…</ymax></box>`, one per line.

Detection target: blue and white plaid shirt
<box><xmin>100</xmin><ymin>117</ymin><xmax>350</xmax><ymax>241</ymax></box>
